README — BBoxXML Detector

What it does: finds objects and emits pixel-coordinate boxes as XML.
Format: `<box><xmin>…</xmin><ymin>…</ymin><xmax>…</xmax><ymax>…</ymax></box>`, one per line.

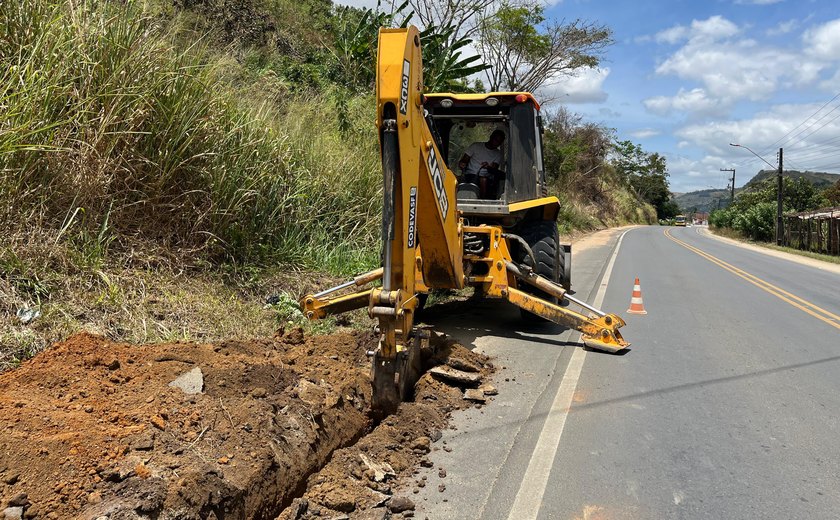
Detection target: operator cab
<box><xmin>425</xmin><ymin>93</ymin><xmax>547</xmax><ymax>215</ymax></box>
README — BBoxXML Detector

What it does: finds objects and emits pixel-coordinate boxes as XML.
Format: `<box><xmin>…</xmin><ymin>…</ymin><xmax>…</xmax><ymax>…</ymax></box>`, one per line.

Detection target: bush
<box><xmin>732</xmin><ymin>202</ymin><xmax>775</xmax><ymax>241</ymax></box>
<box><xmin>709</xmin><ymin>208</ymin><xmax>735</xmax><ymax>229</ymax></box>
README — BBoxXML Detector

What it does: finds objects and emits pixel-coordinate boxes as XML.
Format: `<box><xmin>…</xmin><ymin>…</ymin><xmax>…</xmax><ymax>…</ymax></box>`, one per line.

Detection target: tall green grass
<box><xmin>0</xmin><ymin>0</ymin><xmax>381</xmax><ymax>273</ymax></box>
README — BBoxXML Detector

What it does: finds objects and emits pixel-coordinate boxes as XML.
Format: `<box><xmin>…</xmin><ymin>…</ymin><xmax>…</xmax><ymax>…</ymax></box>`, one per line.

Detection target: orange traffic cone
<box><xmin>627</xmin><ymin>277</ymin><xmax>647</xmax><ymax>315</ymax></box>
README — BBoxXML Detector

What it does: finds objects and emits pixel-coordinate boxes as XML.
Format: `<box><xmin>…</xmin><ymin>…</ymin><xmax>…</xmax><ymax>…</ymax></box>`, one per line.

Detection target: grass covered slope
<box><xmin>1</xmin><ymin>0</ymin><xmax>653</xmax><ymax>368</ymax></box>
<box><xmin>1</xmin><ymin>0</ymin><xmax>381</xmax><ymax>366</ymax></box>
<box><xmin>1</xmin><ymin>0</ymin><xmax>380</xmax><ymax>270</ymax></box>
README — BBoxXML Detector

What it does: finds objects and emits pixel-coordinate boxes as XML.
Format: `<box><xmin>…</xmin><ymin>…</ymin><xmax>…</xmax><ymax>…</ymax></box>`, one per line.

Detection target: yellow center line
<box><xmin>664</xmin><ymin>229</ymin><xmax>840</xmax><ymax>332</ymax></box>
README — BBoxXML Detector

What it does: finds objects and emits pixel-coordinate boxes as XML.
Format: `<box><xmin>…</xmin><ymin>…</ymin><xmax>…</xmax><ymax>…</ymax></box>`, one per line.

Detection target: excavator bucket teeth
<box><xmin>371</xmin><ymin>337</ymin><xmax>423</xmax><ymax>414</ymax></box>
<box><xmin>397</xmin><ymin>338</ymin><xmax>423</xmax><ymax>401</ymax></box>
<box><xmin>371</xmin><ymin>358</ymin><xmax>400</xmax><ymax>415</ymax></box>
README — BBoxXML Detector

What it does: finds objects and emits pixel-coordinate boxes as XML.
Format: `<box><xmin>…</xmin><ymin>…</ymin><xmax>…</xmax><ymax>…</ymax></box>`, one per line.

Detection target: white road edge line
<box><xmin>506</xmin><ymin>229</ymin><xmax>630</xmax><ymax>520</ymax></box>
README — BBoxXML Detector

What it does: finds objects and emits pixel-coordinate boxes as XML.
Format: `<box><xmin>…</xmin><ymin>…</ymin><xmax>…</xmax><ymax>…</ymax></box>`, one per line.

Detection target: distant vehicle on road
<box><xmin>675</xmin><ymin>215</ymin><xmax>687</xmax><ymax>226</ymax></box>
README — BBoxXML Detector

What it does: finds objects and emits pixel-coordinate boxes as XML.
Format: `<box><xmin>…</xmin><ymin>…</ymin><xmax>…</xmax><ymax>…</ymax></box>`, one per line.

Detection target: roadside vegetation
<box><xmin>709</xmin><ymin>176</ymin><xmax>839</xmax><ymax>241</ymax></box>
<box><xmin>1</xmin><ymin>0</ymin><xmax>669</xmax><ymax>367</ymax></box>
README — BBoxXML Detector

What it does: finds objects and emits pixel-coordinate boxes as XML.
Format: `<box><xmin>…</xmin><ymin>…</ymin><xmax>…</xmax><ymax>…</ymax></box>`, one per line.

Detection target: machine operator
<box><xmin>458</xmin><ymin>129</ymin><xmax>505</xmax><ymax>199</ymax></box>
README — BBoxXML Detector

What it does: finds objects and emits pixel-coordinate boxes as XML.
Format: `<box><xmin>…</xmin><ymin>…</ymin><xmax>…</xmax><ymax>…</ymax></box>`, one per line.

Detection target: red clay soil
<box><xmin>0</xmin><ymin>329</ymin><xmax>494</xmax><ymax>519</ymax></box>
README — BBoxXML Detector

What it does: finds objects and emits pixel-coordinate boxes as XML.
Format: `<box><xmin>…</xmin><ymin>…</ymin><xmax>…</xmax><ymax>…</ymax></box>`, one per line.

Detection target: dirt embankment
<box><xmin>0</xmin><ymin>328</ymin><xmax>494</xmax><ymax>519</ymax></box>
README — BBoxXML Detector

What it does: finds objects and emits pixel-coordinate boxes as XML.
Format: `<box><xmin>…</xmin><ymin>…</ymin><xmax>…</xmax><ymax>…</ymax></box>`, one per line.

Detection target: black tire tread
<box><xmin>516</xmin><ymin>220</ymin><xmax>560</xmax><ymax>322</ymax></box>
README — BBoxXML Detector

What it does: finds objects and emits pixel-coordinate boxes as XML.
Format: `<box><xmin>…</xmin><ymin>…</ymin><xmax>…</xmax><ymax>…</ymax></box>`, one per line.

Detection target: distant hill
<box><xmin>674</xmin><ymin>188</ymin><xmax>735</xmax><ymax>213</ymax></box>
<box><xmin>746</xmin><ymin>169</ymin><xmax>840</xmax><ymax>189</ymax></box>
<box><xmin>674</xmin><ymin>169</ymin><xmax>840</xmax><ymax>213</ymax></box>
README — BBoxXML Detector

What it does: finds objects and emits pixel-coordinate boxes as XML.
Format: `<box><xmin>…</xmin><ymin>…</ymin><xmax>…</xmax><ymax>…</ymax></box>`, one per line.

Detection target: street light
<box><xmin>729</xmin><ymin>143</ymin><xmax>776</xmax><ymax>170</ymax></box>
<box><xmin>729</xmin><ymin>142</ymin><xmax>783</xmax><ymax>245</ymax></box>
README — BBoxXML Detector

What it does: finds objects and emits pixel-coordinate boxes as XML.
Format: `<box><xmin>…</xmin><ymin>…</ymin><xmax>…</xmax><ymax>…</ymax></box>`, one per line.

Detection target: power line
<box><xmin>729</xmin><ymin>92</ymin><xmax>840</xmax><ymax>171</ymax></box>
<box><xmin>782</xmin><ymin>134</ymin><xmax>840</xmax><ymax>154</ymax></box>
<box><xmin>781</xmin><ymin>108</ymin><xmax>840</xmax><ymax>150</ymax></box>
<box><xmin>775</xmin><ymin>104</ymin><xmax>840</xmax><ymax>151</ymax></box>
<box><xmin>753</xmin><ymin>91</ymin><xmax>840</xmax><ymax>155</ymax></box>
<box><xmin>801</xmin><ymin>162</ymin><xmax>840</xmax><ymax>172</ymax></box>
<box><xmin>786</xmin><ymin>148</ymin><xmax>840</xmax><ymax>163</ymax></box>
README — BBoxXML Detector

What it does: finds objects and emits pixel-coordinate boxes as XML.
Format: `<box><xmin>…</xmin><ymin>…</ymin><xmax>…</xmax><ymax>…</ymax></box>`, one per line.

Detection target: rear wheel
<box><xmin>516</xmin><ymin>220</ymin><xmax>560</xmax><ymax>322</ymax></box>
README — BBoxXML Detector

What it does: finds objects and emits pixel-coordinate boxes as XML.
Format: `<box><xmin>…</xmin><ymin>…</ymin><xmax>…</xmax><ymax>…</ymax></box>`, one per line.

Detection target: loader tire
<box><xmin>517</xmin><ymin>220</ymin><xmax>561</xmax><ymax>322</ymax></box>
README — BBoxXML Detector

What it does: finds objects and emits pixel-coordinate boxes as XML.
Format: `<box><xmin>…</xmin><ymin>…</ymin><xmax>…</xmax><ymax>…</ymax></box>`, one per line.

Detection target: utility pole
<box><xmin>720</xmin><ymin>168</ymin><xmax>735</xmax><ymax>205</ymax></box>
<box><xmin>777</xmin><ymin>148</ymin><xmax>783</xmax><ymax>246</ymax></box>
<box><xmin>730</xmin><ymin>142</ymin><xmax>783</xmax><ymax>244</ymax></box>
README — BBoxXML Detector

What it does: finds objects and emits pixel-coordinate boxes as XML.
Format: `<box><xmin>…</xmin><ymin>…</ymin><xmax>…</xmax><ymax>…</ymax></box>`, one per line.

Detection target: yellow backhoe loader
<box><xmin>301</xmin><ymin>26</ymin><xmax>629</xmax><ymax>412</ymax></box>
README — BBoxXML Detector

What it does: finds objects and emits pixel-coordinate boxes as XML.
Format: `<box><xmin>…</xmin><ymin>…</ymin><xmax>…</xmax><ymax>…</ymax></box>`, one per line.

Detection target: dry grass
<box><xmin>764</xmin><ymin>245</ymin><xmax>840</xmax><ymax>265</ymax></box>
<box><xmin>0</xmin><ymin>230</ymin><xmax>373</xmax><ymax>371</ymax></box>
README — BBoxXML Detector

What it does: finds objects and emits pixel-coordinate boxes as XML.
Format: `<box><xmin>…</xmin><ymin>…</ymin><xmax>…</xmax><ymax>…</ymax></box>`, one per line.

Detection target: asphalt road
<box><xmin>414</xmin><ymin>225</ymin><xmax>840</xmax><ymax>520</ymax></box>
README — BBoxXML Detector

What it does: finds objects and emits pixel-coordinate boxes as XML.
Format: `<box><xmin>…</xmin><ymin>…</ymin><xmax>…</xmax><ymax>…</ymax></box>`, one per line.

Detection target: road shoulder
<box><xmin>697</xmin><ymin>227</ymin><xmax>840</xmax><ymax>275</ymax></box>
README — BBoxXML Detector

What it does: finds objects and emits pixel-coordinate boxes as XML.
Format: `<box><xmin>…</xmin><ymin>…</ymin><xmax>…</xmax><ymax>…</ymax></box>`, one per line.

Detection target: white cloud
<box><xmin>655</xmin><ymin>26</ymin><xmax>689</xmax><ymax>44</ymax></box>
<box><xmin>655</xmin><ymin>16</ymin><xmax>739</xmax><ymax>45</ymax></box>
<box><xmin>629</xmin><ymin>128</ymin><xmax>661</xmax><ymax>139</ymax></box>
<box><xmin>819</xmin><ymin>67</ymin><xmax>840</xmax><ymax>92</ymax></box>
<box><xmin>539</xmin><ymin>67</ymin><xmax>610</xmax><ymax>104</ymax></box>
<box><xmin>662</xmin><ymin>99</ymin><xmax>840</xmax><ymax>191</ymax></box>
<box><xmin>644</xmin><ymin>88</ymin><xmax>724</xmax><ymax>116</ymax></box>
<box><xmin>804</xmin><ymin>18</ymin><xmax>840</xmax><ymax>60</ymax></box>
<box><xmin>662</xmin><ymin>154</ymin><xmax>726</xmax><ymax>191</ymax></box>
<box><xmin>766</xmin><ymin>19</ymin><xmax>799</xmax><ymax>37</ymax></box>
<box><xmin>691</xmin><ymin>16</ymin><xmax>740</xmax><ymax>40</ymax></box>
<box><xmin>652</xmin><ymin>15</ymin><xmax>832</xmax><ymax>108</ymax></box>
<box><xmin>658</xmin><ymin>40</ymin><xmax>777</xmax><ymax>101</ymax></box>
<box><xmin>598</xmin><ymin>107</ymin><xmax>622</xmax><ymax>119</ymax></box>
<box><xmin>675</xmin><ymin>102</ymin><xmax>840</xmax><ymax>174</ymax></box>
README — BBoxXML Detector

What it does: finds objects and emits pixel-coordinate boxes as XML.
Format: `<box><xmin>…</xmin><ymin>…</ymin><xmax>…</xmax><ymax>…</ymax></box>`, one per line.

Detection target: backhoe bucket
<box><xmin>371</xmin><ymin>335</ymin><xmax>423</xmax><ymax>414</ymax></box>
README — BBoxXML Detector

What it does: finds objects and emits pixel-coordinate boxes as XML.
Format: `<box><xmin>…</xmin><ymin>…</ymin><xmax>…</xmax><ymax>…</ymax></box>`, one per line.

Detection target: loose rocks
<box><xmin>168</xmin><ymin>367</ymin><xmax>204</xmax><ymax>394</ymax></box>
<box><xmin>388</xmin><ymin>496</ymin><xmax>415</xmax><ymax>513</ymax></box>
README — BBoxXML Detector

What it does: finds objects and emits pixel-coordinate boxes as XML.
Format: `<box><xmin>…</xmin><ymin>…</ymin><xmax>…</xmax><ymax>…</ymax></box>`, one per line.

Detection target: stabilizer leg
<box><xmin>506</xmin><ymin>287</ymin><xmax>629</xmax><ymax>353</ymax></box>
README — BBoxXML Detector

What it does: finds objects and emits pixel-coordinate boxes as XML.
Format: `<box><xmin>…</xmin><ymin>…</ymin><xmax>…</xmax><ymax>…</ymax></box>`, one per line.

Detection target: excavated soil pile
<box><xmin>0</xmin><ymin>329</ymin><xmax>494</xmax><ymax>520</ymax></box>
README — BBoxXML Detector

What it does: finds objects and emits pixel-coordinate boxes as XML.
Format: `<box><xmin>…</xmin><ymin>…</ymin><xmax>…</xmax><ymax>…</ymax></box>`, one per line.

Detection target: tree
<box><xmin>330</xmin><ymin>2</ymin><xmax>486</xmax><ymax>94</ymax></box>
<box><xmin>407</xmin><ymin>0</ymin><xmax>494</xmax><ymax>47</ymax></box>
<box><xmin>475</xmin><ymin>2</ymin><xmax>612</xmax><ymax>93</ymax></box>
<box><xmin>710</xmin><ymin>177</ymin><xmax>828</xmax><ymax>242</ymax></box>
<box><xmin>733</xmin><ymin>202</ymin><xmax>776</xmax><ymax>241</ymax></box>
<box><xmin>735</xmin><ymin>177</ymin><xmax>823</xmax><ymax>213</ymax></box>
<box><xmin>330</xmin><ymin>3</ymin><xmax>406</xmax><ymax>92</ymax></box>
<box><xmin>542</xmin><ymin>106</ymin><xmax>612</xmax><ymax>198</ymax></box>
<box><xmin>611</xmin><ymin>140</ymin><xmax>675</xmax><ymax>218</ymax></box>
<box><xmin>821</xmin><ymin>180</ymin><xmax>840</xmax><ymax>206</ymax></box>
<box><xmin>418</xmin><ymin>24</ymin><xmax>488</xmax><ymax>92</ymax></box>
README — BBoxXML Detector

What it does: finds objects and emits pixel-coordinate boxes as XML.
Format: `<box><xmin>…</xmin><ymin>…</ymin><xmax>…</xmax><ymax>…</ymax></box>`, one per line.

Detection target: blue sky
<box><xmin>338</xmin><ymin>0</ymin><xmax>840</xmax><ymax>192</ymax></box>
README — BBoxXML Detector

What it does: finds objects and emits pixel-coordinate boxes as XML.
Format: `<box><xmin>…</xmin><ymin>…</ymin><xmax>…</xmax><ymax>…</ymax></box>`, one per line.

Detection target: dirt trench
<box><xmin>0</xmin><ymin>327</ymin><xmax>494</xmax><ymax>519</ymax></box>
